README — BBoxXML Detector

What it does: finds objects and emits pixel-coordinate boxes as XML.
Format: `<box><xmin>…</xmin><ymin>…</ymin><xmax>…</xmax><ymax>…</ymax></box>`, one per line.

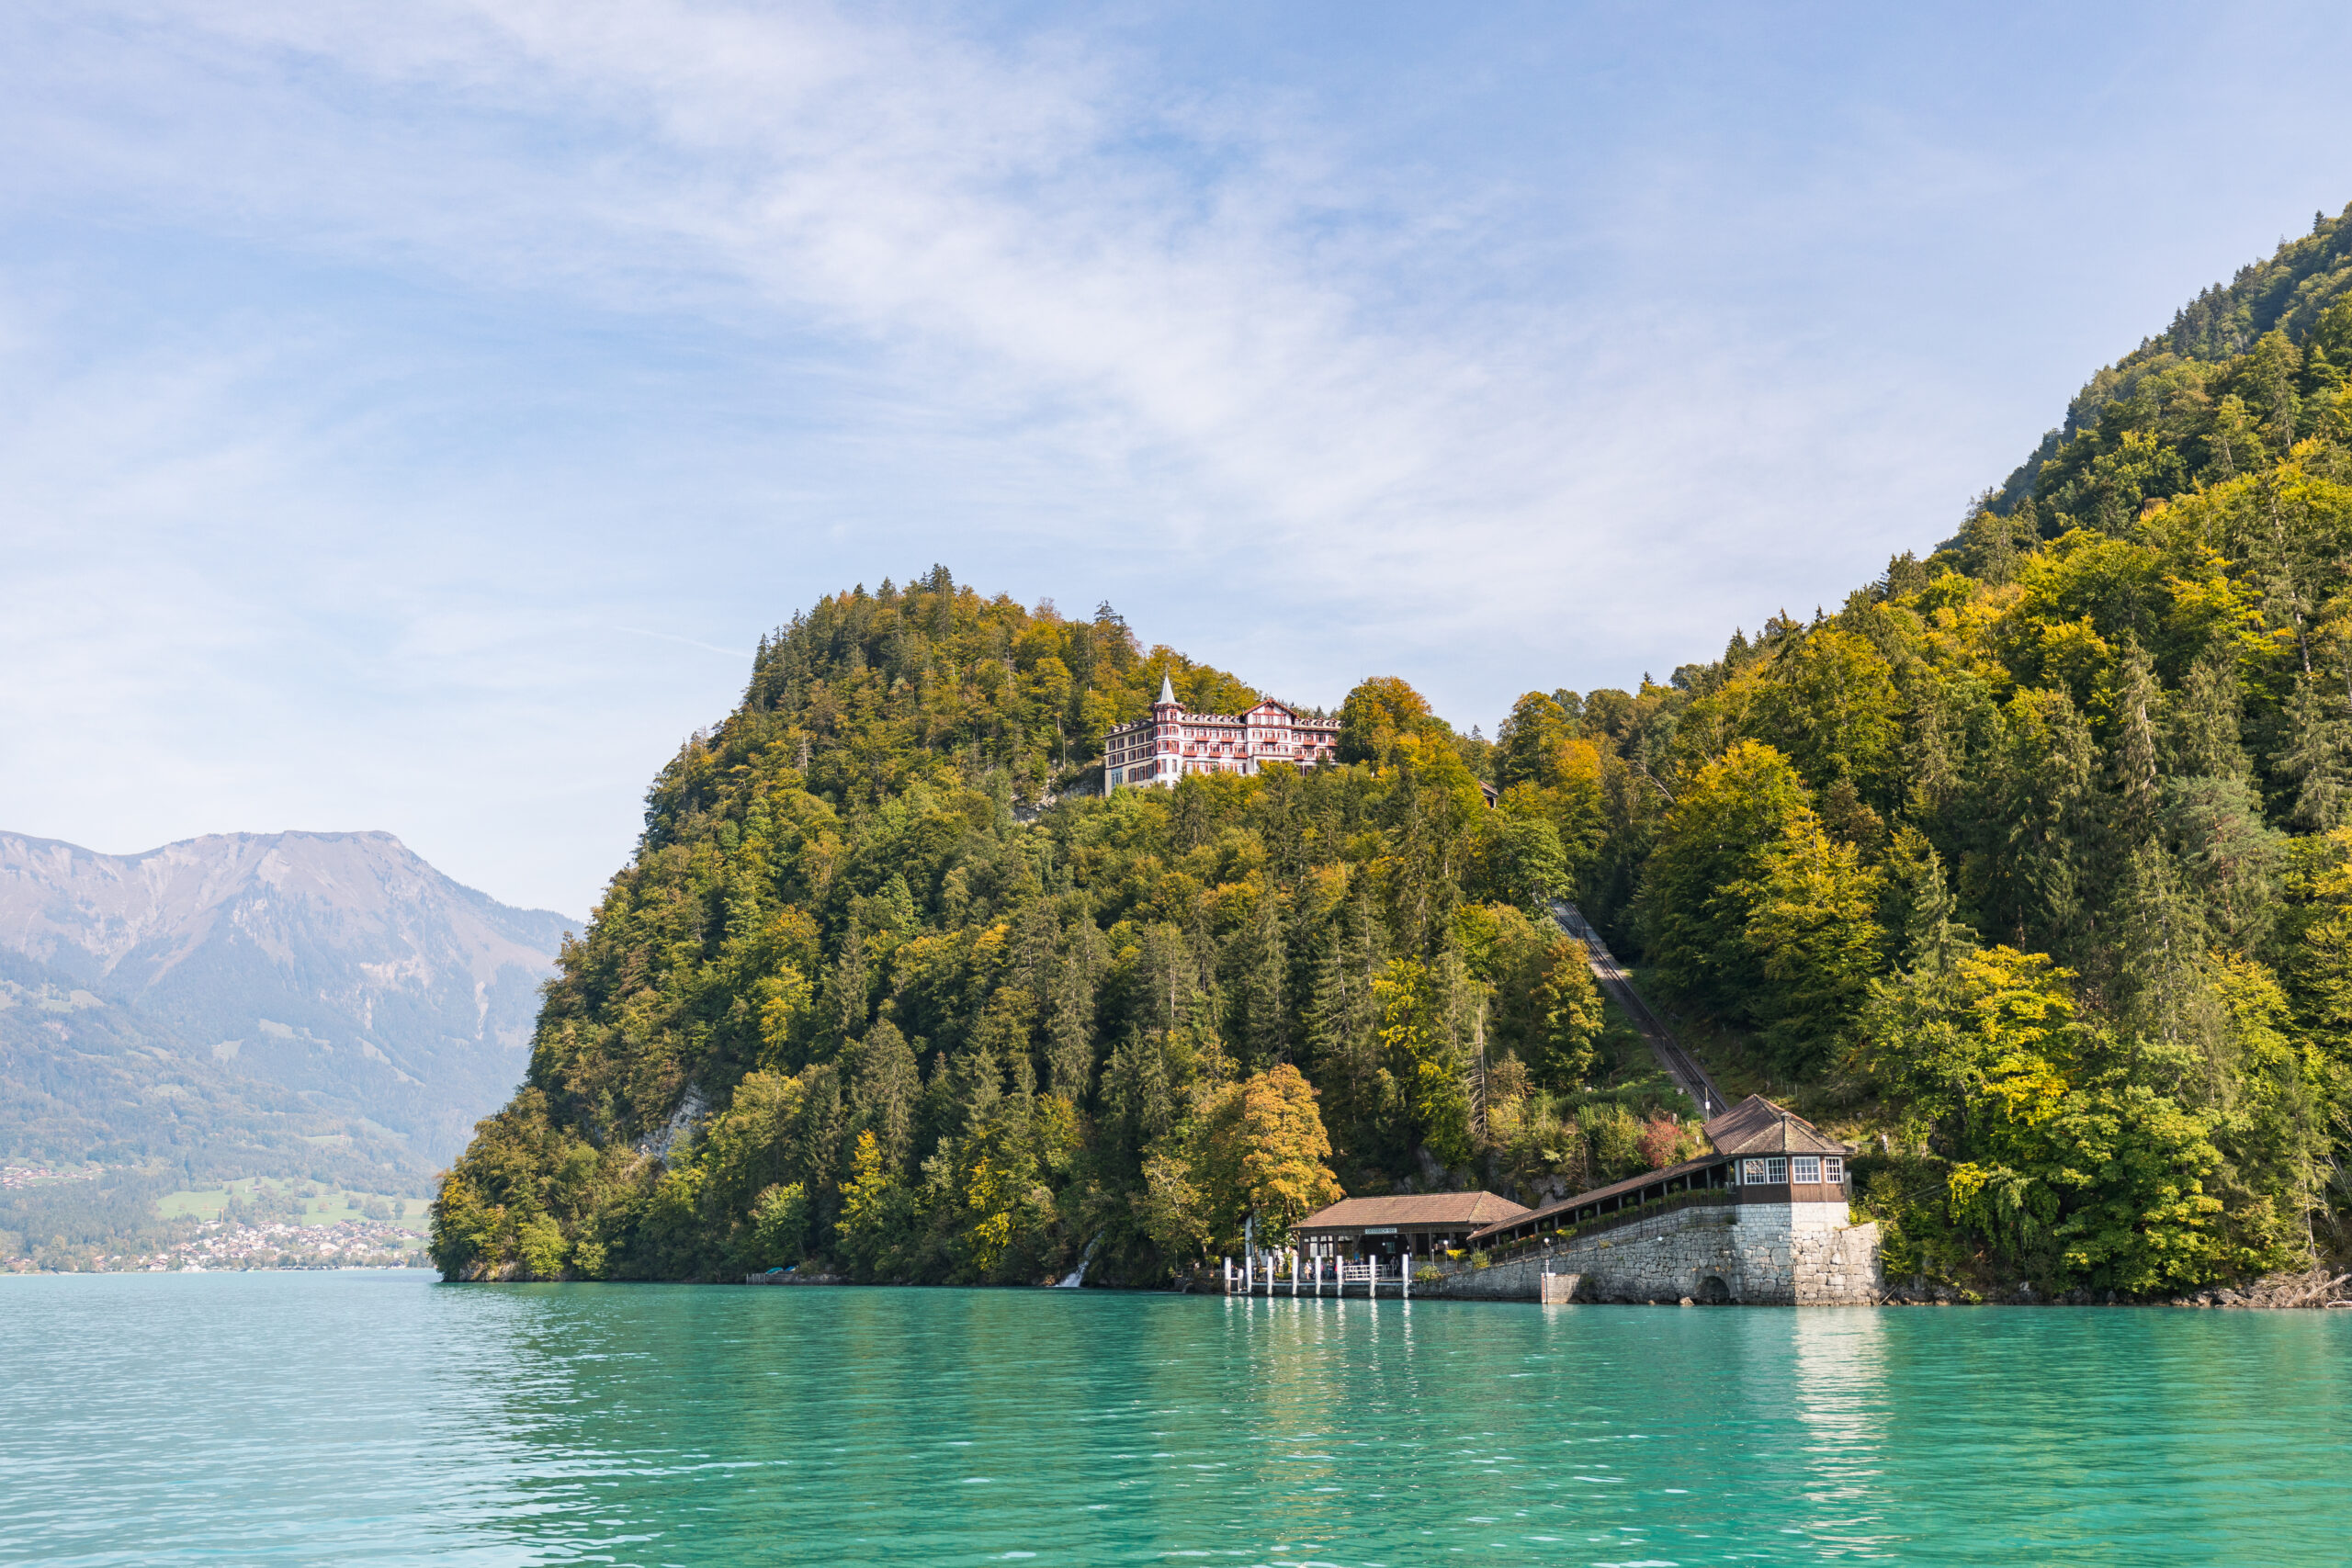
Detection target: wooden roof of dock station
<box><xmin>1295</xmin><ymin>1192</ymin><xmax>1530</xmax><ymax>1232</ymax></box>
<box><xmin>1702</xmin><ymin>1095</ymin><xmax>1849</xmax><ymax>1157</ymax></box>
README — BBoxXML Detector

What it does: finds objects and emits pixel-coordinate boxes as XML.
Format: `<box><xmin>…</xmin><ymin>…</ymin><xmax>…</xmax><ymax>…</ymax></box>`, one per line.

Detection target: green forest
<box><xmin>434</xmin><ymin>206</ymin><xmax>2352</xmax><ymax>1298</ymax></box>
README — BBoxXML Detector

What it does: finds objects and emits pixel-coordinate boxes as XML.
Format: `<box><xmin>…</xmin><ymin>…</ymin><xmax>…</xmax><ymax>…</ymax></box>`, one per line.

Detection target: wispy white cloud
<box><xmin>12</xmin><ymin>1</ymin><xmax>1789</xmax><ymax>596</ymax></box>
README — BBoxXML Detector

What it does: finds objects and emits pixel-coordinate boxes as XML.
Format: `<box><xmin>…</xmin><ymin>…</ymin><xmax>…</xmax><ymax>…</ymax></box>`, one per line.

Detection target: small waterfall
<box><xmin>1054</xmin><ymin>1232</ymin><xmax>1103</xmax><ymax>1288</ymax></box>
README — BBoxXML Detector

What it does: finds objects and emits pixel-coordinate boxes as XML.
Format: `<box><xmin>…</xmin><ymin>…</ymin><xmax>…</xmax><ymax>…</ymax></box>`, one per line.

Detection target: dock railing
<box><xmin>1222</xmin><ymin>1251</ymin><xmax>1410</xmax><ymax>1297</ymax></box>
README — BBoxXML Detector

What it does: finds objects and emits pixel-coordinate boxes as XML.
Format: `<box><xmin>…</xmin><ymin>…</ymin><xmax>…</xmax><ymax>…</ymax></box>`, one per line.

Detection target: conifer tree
<box><xmin>2110</xmin><ymin>641</ymin><xmax>2164</xmax><ymax>849</ymax></box>
<box><xmin>1234</xmin><ymin>881</ymin><xmax>1289</xmax><ymax>1070</ymax></box>
<box><xmin>1046</xmin><ymin>923</ymin><xmax>1102</xmax><ymax>1103</ymax></box>
<box><xmin>853</xmin><ymin>1020</ymin><xmax>921</xmax><ymax>1172</ymax></box>
<box><xmin>2165</xmin><ymin>648</ymin><xmax>2251</xmax><ymax>780</ymax></box>
<box><xmin>2279</xmin><ymin>677</ymin><xmax>2352</xmax><ymax>830</ymax></box>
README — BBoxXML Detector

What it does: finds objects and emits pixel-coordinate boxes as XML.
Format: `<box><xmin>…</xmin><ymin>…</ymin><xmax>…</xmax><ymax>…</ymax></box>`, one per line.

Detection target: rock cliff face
<box><xmin>0</xmin><ymin>831</ymin><xmax>573</xmax><ymax>1165</ymax></box>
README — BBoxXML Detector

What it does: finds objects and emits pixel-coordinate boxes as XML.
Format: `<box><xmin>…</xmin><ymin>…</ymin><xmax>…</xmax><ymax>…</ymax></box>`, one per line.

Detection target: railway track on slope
<box><xmin>1550</xmin><ymin>901</ymin><xmax>1728</xmax><ymax>1120</ymax></box>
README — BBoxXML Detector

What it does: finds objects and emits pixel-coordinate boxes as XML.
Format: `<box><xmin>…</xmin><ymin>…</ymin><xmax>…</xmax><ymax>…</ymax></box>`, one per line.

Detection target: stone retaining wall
<box><xmin>1430</xmin><ymin>1202</ymin><xmax>1881</xmax><ymax>1305</ymax></box>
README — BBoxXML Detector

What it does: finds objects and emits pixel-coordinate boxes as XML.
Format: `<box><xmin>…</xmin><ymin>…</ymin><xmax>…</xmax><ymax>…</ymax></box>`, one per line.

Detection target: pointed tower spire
<box><xmin>1158</xmin><ymin>671</ymin><xmax>1177</xmax><ymax>706</ymax></box>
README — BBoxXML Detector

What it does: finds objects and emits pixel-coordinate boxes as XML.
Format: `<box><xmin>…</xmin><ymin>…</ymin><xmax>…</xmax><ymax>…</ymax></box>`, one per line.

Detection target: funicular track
<box><xmin>1551</xmin><ymin>901</ymin><xmax>1727</xmax><ymax>1120</ymax></box>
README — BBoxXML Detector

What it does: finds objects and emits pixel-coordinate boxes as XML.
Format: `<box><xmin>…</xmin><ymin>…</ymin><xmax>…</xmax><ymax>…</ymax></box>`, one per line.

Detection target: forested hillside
<box><xmin>435</xmin><ymin>207</ymin><xmax>2352</xmax><ymax>1297</ymax></box>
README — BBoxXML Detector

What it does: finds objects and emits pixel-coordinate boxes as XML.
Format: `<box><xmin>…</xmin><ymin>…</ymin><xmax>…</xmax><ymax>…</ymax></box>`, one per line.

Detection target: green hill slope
<box><xmin>435</xmin><ymin>209</ymin><xmax>2352</xmax><ymax>1298</ymax></box>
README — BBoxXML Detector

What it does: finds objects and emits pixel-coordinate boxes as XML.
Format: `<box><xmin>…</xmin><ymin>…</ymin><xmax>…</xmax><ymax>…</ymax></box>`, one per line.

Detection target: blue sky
<box><xmin>5</xmin><ymin>1</ymin><xmax>2351</xmax><ymax>918</ymax></box>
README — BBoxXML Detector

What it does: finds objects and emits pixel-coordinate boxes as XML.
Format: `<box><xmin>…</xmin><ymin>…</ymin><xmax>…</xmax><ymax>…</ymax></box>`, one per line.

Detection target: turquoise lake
<box><xmin>3</xmin><ymin>1272</ymin><xmax>2346</xmax><ymax>1564</ymax></box>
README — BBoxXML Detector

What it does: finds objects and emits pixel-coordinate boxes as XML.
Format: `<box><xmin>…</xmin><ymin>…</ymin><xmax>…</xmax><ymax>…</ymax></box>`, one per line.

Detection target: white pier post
<box><xmin>1403</xmin><ymin>1255</ymin><xmax>1410</xmax><ymax>1299</ymax></box>
<box><xmin>1291</xmin><ymin>1248</ymin><xmax>1299</xmax><ymax>1297</ymax></box>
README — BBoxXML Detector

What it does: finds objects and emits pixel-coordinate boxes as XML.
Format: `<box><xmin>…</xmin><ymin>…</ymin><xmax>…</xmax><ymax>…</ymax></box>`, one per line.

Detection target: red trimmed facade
<box><xmin>1101</xmin><ymin>675</ymin><xmax>1341</xmax><ymax>795</ymax></box>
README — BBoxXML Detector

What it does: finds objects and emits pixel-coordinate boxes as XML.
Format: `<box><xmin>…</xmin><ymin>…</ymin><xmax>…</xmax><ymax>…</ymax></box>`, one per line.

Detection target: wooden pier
<box><xmin>1222</xmin><ymin>1250</ymin><xmax>1410</xmax><ymax>1297</ymax></box>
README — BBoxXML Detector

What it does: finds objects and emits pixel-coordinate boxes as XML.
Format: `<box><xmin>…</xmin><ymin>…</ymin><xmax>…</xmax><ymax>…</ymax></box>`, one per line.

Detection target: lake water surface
<box><xmin>2</xmin><ymin>1271</ymin><xmax>2345</xmax><ymax>1564</ymax></box>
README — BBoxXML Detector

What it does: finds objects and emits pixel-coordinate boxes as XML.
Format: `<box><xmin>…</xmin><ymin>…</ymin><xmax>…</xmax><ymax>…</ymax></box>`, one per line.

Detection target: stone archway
<box><xmin>1696</xmin><ymin>1274</ymin><xmax>1732</xmax><ymax>1304</ymax></box>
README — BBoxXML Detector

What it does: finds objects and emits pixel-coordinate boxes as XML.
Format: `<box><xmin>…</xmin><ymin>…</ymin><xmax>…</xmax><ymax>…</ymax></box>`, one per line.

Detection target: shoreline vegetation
<box><xmin>419</xmin><ymin>207</ymin><xmax>2352</xmax><ymax>1305</ymax></box>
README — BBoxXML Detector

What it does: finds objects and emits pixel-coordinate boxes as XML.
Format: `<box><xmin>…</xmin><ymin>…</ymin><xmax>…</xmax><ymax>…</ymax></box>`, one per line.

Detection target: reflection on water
<box><xmin>2</xmin><ymin>1273</ymin><xmax>2346</xmax><ymax>1566</ymax></box>
<box><xmin>1785</xmin><ymin>1310</ymin><xmax>1893</xmax><ymax>1552</ymax></box>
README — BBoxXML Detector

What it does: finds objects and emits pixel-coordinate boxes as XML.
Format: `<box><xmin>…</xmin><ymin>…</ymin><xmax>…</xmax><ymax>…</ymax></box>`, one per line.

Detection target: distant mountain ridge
<box><xmin>0</xmin><ymin>830</ymin><xmax>574</xmax><ymax>1166</ymax></box>
<box><xmin>0</xmin><ymin>944</ymin><xmax>415</xmax><ymax>1179</ymax></box>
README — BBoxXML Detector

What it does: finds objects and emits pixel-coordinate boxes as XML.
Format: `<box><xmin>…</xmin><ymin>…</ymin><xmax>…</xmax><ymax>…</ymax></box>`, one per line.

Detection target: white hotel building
<box><xmin>1102</xmin><ymin>675</ymin><xmax>1342</xmax><ymax>794</ymax></box>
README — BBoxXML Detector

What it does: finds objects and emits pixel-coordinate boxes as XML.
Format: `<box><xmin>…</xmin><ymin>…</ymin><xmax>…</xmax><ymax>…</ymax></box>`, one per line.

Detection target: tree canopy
<box><xmin>435</xmin><ymin>208</ymin><xmax>2352</xmax><ymax>1297</ymax></box>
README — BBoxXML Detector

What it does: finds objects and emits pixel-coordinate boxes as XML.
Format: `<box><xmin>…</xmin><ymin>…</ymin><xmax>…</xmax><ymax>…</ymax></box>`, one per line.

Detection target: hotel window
<box><xmin>1823</xmin><ymin>1156</ymin><xmax>1845</xmax><ymax>1185</ymax></box>
<box><xmin>1791</xmin><ymin>1156</ymin><xmax>1821</xmax><ymax>1185</ymax></box>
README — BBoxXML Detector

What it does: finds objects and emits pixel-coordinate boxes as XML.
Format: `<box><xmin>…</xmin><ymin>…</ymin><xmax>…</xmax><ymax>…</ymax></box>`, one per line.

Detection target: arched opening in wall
<box><xmin>1696</xmin><ymin>1275</ymin><xmax>1731</xmax><ymax>1304</ymax></box>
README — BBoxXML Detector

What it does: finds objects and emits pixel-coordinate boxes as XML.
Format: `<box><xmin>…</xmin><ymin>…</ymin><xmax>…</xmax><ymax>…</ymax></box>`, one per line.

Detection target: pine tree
<box><xmin>1881</xmin><ymin>825</ymin><xmax>1974</xmax><ymax>975</ymax></box>
<box><xmin>2110</xmin><ymin>640</ymin><xmax>2163</xmax><ymax>848</ymax></box>
<box><xmin>2202</xmin><ymin>394</ymin><xmax>2267</xmax><ymax>482</ymax></box>
<box><xmin>795</xmin><ymin>1064</ymin><xmax>846</xmax><ymax>1238</ymax></box>
<box><xmin>2109</xmin><ymin>840</ymin><xmax>2212</xmax><ymax>1055</ymax></box>
<box><xmin>2165</xmin><ymin>774</ymin><xmax>2285</xmax><ymax>952</ymax></box>
<box><xmin>1045</xmin><ymin>922</ymin><xmax>1102</xmax><ymax>1104</ymax></box>
<box><xmin>1305</xmin><ymin>883</ymin><xmax>1387</xmax><ymax>1154</ymax></box>
<box><xmin>820</xmin><ymin>916</ymin><xmax>871</xmax><ymax>1057</ymax></box>
<box><xmin>852</xmin><ymin>1020</ymin><xmax>921</xmax><ymax>1171</ymax></box>
<box><xmin>1235</xmin><ymin>881</ymin><xmax>1289</xmax><ymax>1069</ymax></box>
<box><xmin>2165</xmin><ymin>648</ymin><xmax>2252</xmax><ymax>780</ymax></box>
<box><xmin>1102</xmin><ymin>1029</ymin><xmax>1174</xmax><ymax>1161</ymax></box>
<box><xmin>1999</xmin><ymin>691</ymin><xmax>2103</xmax><ymax>959</ymax></box>
<box><xmin>2278</xmin><ymin>677</ymin><xmax>2352</xmax><ymax>830</ymax></box>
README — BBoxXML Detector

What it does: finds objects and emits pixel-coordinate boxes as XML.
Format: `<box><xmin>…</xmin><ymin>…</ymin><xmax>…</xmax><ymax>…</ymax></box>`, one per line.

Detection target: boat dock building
<box><xmin>1292</xmin><ymin>1191</ymin><xmax>1530</xmax><ymax>1263</ymax></box>
<box><xmin>1274</xmin><ymin>1095</ymin><xmax>1882</xmax><ymax>1305</ymax></box>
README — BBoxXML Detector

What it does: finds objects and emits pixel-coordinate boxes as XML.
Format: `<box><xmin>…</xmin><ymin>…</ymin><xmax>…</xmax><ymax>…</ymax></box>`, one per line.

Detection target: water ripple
<box><xmin>1</xmin><ymin>1276</ymin><xmax>2346</xmax><ymax>1564</ymax></box>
